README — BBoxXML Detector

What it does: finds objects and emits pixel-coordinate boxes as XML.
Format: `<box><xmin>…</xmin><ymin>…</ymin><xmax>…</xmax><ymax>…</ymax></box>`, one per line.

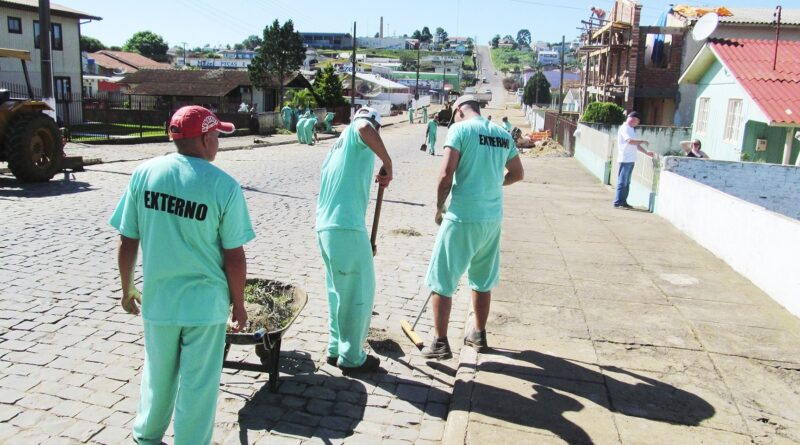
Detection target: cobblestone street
<box><xmin>0</xmin><ymin>120</ymin><xmax>469</xmax><ymax>444</ymax></box>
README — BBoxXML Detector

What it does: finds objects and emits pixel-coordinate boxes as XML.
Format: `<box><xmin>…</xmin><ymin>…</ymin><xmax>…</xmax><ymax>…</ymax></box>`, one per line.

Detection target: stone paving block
<box><xmin>0</xmin><ymin>374</ymin><xmax>40</xmax><ymax>391</ymax></box>
<box><xmin>0</xmin><ymin>387</ymin><xmax>25</xmax><ymax>404</ymax></box>
<box><xmin>61</xmin><ymin>419</ymin><xmax>105</xmax><ymax>443</ymax></box>
<box><xmin>89</xmin><ymin>425</ymin><xmax>130</xmax><ymax>444</ymax></box>
<box><xmin>0</xmin><ymin>403</ymin><xmax>21</xmax><ymax>422</ymax></box>
<box><xmin>17</xmin><ymin>392</ymin><xmax>62</xmax><ymax>411</ymax></box>
<box><xmin>75</xmin><ymin>405</ymin><xmax>114</xmax><ymax>423</ymax></box>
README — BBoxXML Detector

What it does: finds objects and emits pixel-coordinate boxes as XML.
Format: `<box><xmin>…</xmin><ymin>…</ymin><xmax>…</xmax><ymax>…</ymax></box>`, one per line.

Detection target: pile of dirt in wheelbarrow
<box><xmin>228</xmin><ymin>280</ymin><xmax>298</xmax><ymax>332</ymax></box>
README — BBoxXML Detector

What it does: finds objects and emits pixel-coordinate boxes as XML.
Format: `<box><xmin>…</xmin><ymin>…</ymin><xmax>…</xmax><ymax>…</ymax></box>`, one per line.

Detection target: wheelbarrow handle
<box><xmin>370</xmin><ymin>167</ymin><xmax>388</xmax><ymax>256</ymax></box>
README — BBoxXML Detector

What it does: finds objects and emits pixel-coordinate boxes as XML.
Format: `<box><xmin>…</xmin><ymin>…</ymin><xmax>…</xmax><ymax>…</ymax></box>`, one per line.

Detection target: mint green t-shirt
<box><xmin>427</xmin><ymin>120</ymin><xmax>438</xmax><ymax>138</ymax></box>
<box><xmin>109</xmin><ymin>153</ymin><xmax>256</xmax><ymax>326</ymax></box>
<box><xmin>443</xmin><ymin>116</ymin><xmax>519</xmax><ymax>223</ymax></box>
<box><xmin>316</xmin><ymin>121</ymin><xmax>376</xmax><ymax>232</ymax></box>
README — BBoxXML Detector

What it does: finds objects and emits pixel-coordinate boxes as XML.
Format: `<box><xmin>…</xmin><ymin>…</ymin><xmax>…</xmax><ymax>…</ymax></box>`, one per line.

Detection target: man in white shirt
<box><xmin>614</xmin><ymin>111</ymin><xmax>653</xmax><ymax>209</ymax></box>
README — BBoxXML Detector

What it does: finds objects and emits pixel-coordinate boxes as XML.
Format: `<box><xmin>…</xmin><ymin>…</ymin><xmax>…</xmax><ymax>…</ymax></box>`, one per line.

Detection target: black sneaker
<box><xmin>464</xmin><ymin>329</ymin><xmax>488</xmax><ymax>352</ymax></box>
<box><xmin>326</xmin><ymin>356</ymin><xmax>338</xmax><ymax>366</ymax></box>
<box><xmin>421</xmin><ymin>337</ymin><xmax>453</xmax><ymax>360</ymax></box>
<box><xmin>339</xmin><ymin>354</ymin><xmax>381</xmax><ymax>374</ymax></box>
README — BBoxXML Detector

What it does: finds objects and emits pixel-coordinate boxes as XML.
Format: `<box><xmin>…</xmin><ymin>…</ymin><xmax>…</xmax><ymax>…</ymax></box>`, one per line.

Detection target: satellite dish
<box><xmin>692</xmin><ymin>13</ymin><xmax>719</xmax><ymax>41</ymax></box>
<box><xmin>112</xmin><ymin>68</ymin><xmax>127</xmax><ymax>75</ymax></box>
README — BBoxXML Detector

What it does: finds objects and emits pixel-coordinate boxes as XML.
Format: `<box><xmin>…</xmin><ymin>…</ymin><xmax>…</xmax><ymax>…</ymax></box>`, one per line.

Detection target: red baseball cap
<box><xmin>169</xmin><ymin>105</ymin><xmax>235</xmax><ymax>140</ymax></box>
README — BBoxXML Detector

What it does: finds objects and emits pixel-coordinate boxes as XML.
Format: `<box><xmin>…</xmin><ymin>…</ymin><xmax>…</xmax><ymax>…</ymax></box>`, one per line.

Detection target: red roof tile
<box><xmin>88</xmin><ymin>51</ymin><xmax>172</xmax><ymax>74</ymax></box>
<box><xmin>709</xmin><ymin>38</ymin><xmax>800</xmax><ymax>125</ymax></box>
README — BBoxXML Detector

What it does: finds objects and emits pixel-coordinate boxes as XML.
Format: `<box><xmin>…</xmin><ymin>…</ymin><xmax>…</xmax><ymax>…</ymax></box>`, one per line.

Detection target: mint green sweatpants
<box><xmin>297</xmin><ymin>118</ymin><xmax>308</xmax><ymax>144</ymax></box>
<box><xmin>133</xmin><ymin>322</ymin><xmax>226</xmax><ymax>445</ymax></box>
<box><xmin>317</xmin><ymin>229</ymin><xmax>375</xmax><ymax>367</ymax></box>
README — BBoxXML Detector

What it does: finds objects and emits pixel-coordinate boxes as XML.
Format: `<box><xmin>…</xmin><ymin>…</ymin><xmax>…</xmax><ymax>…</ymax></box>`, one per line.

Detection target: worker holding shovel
<box><xmin>421</xmin><ymin>95</ymin><xmax>524</xmax><ymax>359</ymax></box>
<box><xmin>110</xmin><ymin>106</ymin><xmax>256</xmax><ymax>444</ymax></box>
<box><xmin>426</xmin><ymin>113</ymin><xmax>438</xmax><ymax>155</ymax></box>
<box><xmin>316</xmin><ymin>107</ymin><xmax>393</xmax><ymax>373</ymax></box>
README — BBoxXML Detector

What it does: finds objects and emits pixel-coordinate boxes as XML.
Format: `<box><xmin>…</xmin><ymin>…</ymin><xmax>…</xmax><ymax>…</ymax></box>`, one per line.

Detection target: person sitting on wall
<box><xmin>680</xmin><ymin>139</ymin><xmax>710</xmax><ymax>159</ymax></box>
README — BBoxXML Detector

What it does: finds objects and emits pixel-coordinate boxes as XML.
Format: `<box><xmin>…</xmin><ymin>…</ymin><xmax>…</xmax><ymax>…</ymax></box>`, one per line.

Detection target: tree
<box><xmin>491</xmin><ymin>35</ymin><xmax>500</xmax><ymax>48</ymax></box>
<box><xmin>516</xmin><ymin>29</ymin><xmax>532</xmax><ymax>48</ymax></box>
<box><xmin>109</xmin><ymin>45</ymin><xmax>122</xmax><ymax>51</ymax></box>
<box><xmin>420</xmin><ymin>26</ymin><xmax>433</xmax><ymax>43</ymax></box>
<box><xmin>399</xmin><ymin>52</ymin><xmax>417</xmax><ymax>71</ymax></box>
<box><xmin>80</xmin><ymin>35</ymin><xmax>105</xmax><ymax>53</ymax></box>
<box><xmin>435</xmin><ymin>27</ymin><xmax>448</xmax><ymax>43</ymax></box>
<box><xmin>581</xmin><ymin>102</ymin><xmax>625</xmax><ymax>124</ymax></box>
<box><xmin>286</xmin><ymin>89</ymin><xmax>317</xmax><ymax>109</ymax></box>
<box><xmin>374</xmin><ymin>32</ymin><xmax>380</xmax><ymax>38</ymax></box>
<box><xmin>233</xmin><ymin>43</ymin><xmax>245</xmax><ymax>50</ymax></box>
<box><xmin>242</xmin><ymin>34</ymin><xmax>263</xmax><ymax>50</ymax></box>
<box><xmin>123</xmin><ymin>31</ymin><xmax>169</xmax><ymax>61</ymax></box>
<box><xmin>313</xmin><ymin>65</ymin><xmax>346</xmax><ymax>107</ymax></box>
<box><xmin>248</xmin><ymin>19</ymin><xmax>305</xmax><ymax>110</ymax></box>
<box><xmin>522</xmin><ymin>70</ymin><xmax>551</xmax><ymax>106</ymax></box>
<box><xmin>411</xmin><ymin>30</ymin><xmax>422</xmax><ymax>40</ymax></box>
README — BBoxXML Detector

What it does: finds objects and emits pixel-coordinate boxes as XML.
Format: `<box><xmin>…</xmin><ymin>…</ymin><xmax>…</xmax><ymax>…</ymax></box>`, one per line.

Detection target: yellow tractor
<box><xmin>0</xmin><ymin>48</ymin><xmax>81</xmax><ymax>182</ymax></box>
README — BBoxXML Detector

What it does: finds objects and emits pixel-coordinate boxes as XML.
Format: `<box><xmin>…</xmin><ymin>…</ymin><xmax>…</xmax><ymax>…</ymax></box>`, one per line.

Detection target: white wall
<box><xmin>657</xmin><ymin>169</ymin><xmax>800</xmax><ymax>316</ymax></box>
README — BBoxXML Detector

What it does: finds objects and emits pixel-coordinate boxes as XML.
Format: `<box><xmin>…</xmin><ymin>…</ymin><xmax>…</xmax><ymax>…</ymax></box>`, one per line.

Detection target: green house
<box><xmin>679</xmin><ymin>38</ymin><xmax>799</xmax><ymax>164</ymax></box>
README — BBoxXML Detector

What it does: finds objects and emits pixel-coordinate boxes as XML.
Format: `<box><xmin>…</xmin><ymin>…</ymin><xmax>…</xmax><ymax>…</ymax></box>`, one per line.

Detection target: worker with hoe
<box><xmin>110</xmin><ymin>105</ymin><xmax>255</xmax><ymax>445</ymax></box>
<box><xmin>421</xmin><ymin>95</ymin><xmax>525</xmax><ymax>359</ymax></box>
<box><xmin>316</xmin><ymin>106</ymin><xmax>393</xmax><ymax>373</ymax></box>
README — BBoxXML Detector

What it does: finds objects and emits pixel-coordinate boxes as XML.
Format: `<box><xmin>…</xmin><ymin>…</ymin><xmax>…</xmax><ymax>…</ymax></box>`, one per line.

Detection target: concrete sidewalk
<box><xmin>443</xmin><ymin>157</ymin><xmax>800</xmax><ymax>444</ymax></box>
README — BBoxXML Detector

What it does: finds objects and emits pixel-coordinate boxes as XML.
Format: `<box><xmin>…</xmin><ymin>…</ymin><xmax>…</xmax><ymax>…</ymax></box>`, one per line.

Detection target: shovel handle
<box><xmin>370</xmin><ymin>167</ymin><xmax>387</xmax><ymax>256</ymax></box>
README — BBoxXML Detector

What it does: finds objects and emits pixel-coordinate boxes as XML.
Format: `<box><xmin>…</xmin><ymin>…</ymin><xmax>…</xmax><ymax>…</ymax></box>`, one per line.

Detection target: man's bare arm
<box><xmin>359</xmin><ymin>122</ymin><xmax>393</xmax><ymax>186</ymax></box>
<box><xmin>223</xmin><ymin>246</ymin><xmax>247</xmax><ymax>332</ymax></box>
<box><xmin>504</xmin><ymin>155</ymin><xmax>524</xmax><ymax>186</ymax></box>
<box><xmin>117</xmin><ymin>235</ymin><xmax>141</xmax><ymax>315</ymax></box>
<box><xmin>437</xmin><ymin>147</ymin><xmax>460</xmax><ymax>210</ymax></box>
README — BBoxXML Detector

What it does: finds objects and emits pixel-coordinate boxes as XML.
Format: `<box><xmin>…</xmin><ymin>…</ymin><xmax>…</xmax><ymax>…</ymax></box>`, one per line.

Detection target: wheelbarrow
<box><xmin>223</xmin><ymin>279</ymin><xmax>308</xmax><ymax>392</ymax></box>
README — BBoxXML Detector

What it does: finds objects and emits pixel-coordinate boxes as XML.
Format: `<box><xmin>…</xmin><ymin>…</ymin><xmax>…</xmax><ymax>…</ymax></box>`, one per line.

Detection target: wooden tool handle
<box><xmin>370</xmin><ymin>167</ymin><xmax>388</xmax><ymax>256</ymax></box>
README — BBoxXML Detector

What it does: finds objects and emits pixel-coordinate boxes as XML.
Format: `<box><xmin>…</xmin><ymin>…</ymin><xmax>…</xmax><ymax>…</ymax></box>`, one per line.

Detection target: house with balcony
<box><xmin>0</xmin><ymin>0</ymin><xmax>101</xmax><ymax>123</ymax></box>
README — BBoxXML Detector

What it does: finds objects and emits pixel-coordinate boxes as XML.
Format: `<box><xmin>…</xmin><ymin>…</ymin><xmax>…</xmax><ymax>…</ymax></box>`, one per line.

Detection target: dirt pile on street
<box><xmin>522</xmin><ymin>138</ymin><xmax>570</xmax><ymax>158</ymax></box>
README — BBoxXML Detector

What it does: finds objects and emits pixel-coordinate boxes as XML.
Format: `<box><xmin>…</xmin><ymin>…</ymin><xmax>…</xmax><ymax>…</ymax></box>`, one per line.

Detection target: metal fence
<box><xmin>542</xmin><ymin>111</ymin><xmax>578</xmax><ymax>154</ymax></box>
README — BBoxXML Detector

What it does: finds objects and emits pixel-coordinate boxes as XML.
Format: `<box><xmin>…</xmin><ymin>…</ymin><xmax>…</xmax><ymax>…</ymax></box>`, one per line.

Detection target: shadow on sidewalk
<box><xmin>470</xmin><ymin>348</ymin><xmax>716</xmax><ymax>444</ymax></box>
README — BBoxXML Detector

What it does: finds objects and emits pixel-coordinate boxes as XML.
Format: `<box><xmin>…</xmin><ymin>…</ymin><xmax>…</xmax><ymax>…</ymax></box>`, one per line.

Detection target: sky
<box><xmin>66</xmin><ymin>0</ymin><xmax>785</xmax><ymax>49</ymax></box>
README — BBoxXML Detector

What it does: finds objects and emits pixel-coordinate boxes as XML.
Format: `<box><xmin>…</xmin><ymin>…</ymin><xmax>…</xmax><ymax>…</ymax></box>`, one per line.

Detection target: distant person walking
<box><xmin>420</xmin><ymin>95</ymin><xmax>524</xmax><ymax>359</ymax></box>
<box><xmin>426</xmin><ymin>113</ymin><xmax>438</xmax><ymax>155</ymax></box>
<box><xmin>614</xmin><ymin>111</ymin><xmax>653</xmax><ymax>209</ymax></box>
<box><xmin>409</xmin><ymin>103</ymin><xmax>416</xmax><ymax>124</ymax></box>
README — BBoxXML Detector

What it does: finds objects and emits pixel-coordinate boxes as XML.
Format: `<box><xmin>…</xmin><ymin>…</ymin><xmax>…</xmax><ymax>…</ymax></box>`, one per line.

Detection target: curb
<box><xmin>442</xmin><ymin>286</ymin><xmax>479</xmax><ymax>445</ymax></box>
<box><xmin>69</xmin><ymin>133</ymin><xmax>341</xmax><ymax>167</ymax></box>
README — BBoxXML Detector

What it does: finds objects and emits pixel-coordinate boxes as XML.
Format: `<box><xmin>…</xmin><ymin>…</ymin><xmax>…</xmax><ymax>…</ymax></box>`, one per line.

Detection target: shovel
<box><xmin>370</xmin><ymin>167</ymin><xmax>388</xmax><ymax>256</ymax></box>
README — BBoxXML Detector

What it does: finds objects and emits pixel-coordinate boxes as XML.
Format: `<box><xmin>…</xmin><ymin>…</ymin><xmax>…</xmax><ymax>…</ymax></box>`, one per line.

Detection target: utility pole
<box><xmin>38</xmin><ymin>0</ymin><xmax>55</xmax><ymax>120</ymax></box>
<box><xmin>181</xmin><ymin>41</ymin><xmax>187</xmax><ymax>67</ymax></box>
<box><xmin>351</xmin><ymin>22</ymin><xmax>357</xmax><ymax>118</ymax></box>
<box><xmin>558</xmin><ymin>35</ymin><xmax>565</xmax><ymax>115</ymax></box>
<box><xmin>414</xmin><ymin>41</ymin><xmax>421</xmax><ymax>100</ymax></box>
<box><xmin>773</xmin><ymin>6</ymin><xmax>782</xmax><ymax>71</ymax></box>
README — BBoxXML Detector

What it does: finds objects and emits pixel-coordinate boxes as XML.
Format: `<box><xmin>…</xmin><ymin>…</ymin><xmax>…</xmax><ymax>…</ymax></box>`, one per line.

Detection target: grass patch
<box><xmin>391</xmin><ymin>228</ymin><xmax>422</xmax><ymax>237</ymax></box>
<box><xmin>491</xmin><ymin>47</ymin><xmax>536</xmax><ymax>73</ymax></box>
<box><xmin>69</xmin><ymin>123</ymin><xmax>166</xmax><ymax>142</ymax></box>
<box><xmin>276</xmin><ymin>128</ymin><xmax>293</xmax><ymax>135</ymax></box>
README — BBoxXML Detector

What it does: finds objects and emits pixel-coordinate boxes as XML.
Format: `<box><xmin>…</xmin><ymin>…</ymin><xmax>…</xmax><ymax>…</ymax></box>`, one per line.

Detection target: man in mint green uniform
<box><xmin>281</xmin><ymin>105</ymin><xmax>294</xmax><ymax>130</ymax></box>
<box><xmin>304</xmin><ymin>114</ymin><xmax>318</xmax><ymax>145</ymax></box>
<box><xmin>422</xmin><ymin>106</ymin><xmax>429</xmax><ymax>124</ymax></box>
<box><xmin>110</xmin><ymin>106</ymin><xmax>255</xmax><ymax>445</ymax></box>
<box><xmin>501</xmin><ymin>117</ymin><xmax>513</xmax><ymax>133</ymax></box>
<box><xmin>297</xmin><ymin>113</ymin><xmax>308</xmax><ymax>144</ymax></box>
<box><xmin>426</xmin><ymin>114</ymin><xmax>438</xmax><ymax>155</ymax></box>
<box><xmin>316</xmin><ymin>107</ymin><xmax>393</xmax><ymax>373</ymax></box>
<box><xmin>408</xmin><ymin>104</ymin><xmax>415</xmax><ymax>124</ymax></box>
<box><xmin>421</xmin><ymin>95</ymin><xmax>525</xmax><ymax>359</ymax></box>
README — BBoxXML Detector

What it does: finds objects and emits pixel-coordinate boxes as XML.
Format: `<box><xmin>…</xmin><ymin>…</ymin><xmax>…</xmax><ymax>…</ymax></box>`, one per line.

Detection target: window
<box><xmin>54</xmin><ymin>77</ymin><xmax>71</xmax><ymax>101</ymax></box>
<box><xmin>7</xmin><ymin>17</ymin><xmax>21</xmax><ymax>34</ymax></box>
<box><xmin>695</xmin><ymin>97</ymin><xmax>710</xmax><ymax>134</ymax></box>
<box><xmin>723</xmin><ymin>99</ymin><xmax>743</xmax><ymax>142</ymax></box>
<box><xmin>33</xmin><ymin>21</ymin><xmax>63</xmax><ymax>50</ymax></box>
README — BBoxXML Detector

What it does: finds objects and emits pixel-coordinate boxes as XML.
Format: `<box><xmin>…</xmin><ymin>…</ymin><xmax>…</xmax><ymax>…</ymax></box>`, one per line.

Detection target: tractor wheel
<box><xmin>6</xmin><ymin>113</ymin><xmax>63</xmax><ymax>182</ymax></box>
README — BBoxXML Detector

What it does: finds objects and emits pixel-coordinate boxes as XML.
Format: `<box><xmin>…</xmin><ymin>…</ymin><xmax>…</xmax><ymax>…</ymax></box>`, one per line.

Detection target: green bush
<box><xmin>581</xmin><ymin>102</ymin><xmax>625</xmax><ymax>125</ymax></box>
